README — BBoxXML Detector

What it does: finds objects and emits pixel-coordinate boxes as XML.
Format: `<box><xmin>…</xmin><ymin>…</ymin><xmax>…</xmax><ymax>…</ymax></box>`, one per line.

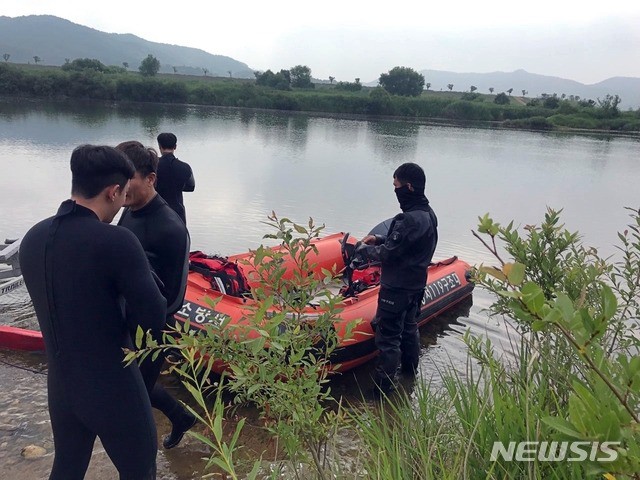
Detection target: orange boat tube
<box><xmin>175</xmin><ymin>232</ymin><xmax>474</xmax><ymax>373</ymax></box>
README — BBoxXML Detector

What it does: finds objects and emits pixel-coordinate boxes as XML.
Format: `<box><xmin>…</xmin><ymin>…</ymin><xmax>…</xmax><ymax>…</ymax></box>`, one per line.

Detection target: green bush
<box><xmin>543</xmin><ymin>96</ymin><xmax>561</xmax><ymax>109</ymax></box>
<box><xmin>129</xmin><ymin>215</ymin><xmax>352</xmax><ymax>478</ymax></box>
<box><xmin>504</xmin><ymin>116</ymin><xmax>554</xmax><ymax>130</ymax></box>
<box><xmin>443</xmin><ymin>101</ymin><xmax>493</xmax><ymax>121</ymax></box>
<box><xmin>494</xmin><ymin>92</ymin><xmax>510</xmax><ymax>105</ymax></box>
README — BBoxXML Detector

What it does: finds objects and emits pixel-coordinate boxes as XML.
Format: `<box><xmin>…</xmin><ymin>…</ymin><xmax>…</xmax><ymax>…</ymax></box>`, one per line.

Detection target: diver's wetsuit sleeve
<box><xmin>111</xmin><ymin>229</ymin><xmax>166</xmax><ymax>340</ymax></box>
<box><xmin>160</xmin><ymin>227</ymin><xmax>190</xmax><ymax>315</ymax></box>
<box><xmin>183</xmin><ymin>166</ymin><xmax>195</xmax><ymax>192</ymax></box>
<box><xmin>362</xmin><ymin>213</ymin><xmax>418</xmax><ymax>263</ymax></box>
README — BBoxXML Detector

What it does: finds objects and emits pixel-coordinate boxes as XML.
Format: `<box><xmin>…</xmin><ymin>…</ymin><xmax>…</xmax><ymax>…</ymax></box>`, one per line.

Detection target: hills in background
<box><xmin>410</xmin><ymin>69</ymin><xmax>640</xmax><ymax>109</ymax></box>
<box><xmin>1</xmin><ymin>15</ymin><xmax>639</xmax><ymax>108</ymax></box>
<box><xmin>0</xmin><ymin>15</ymin><xmax>254</xmax><ymax>78</ymax></box>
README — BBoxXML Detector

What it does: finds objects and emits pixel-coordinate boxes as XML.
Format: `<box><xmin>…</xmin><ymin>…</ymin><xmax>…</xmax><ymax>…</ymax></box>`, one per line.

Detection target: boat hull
<box><xmin>175</xmin><ymin>233</ymin><xmax>474</xmax><ymax>373</ymax></box>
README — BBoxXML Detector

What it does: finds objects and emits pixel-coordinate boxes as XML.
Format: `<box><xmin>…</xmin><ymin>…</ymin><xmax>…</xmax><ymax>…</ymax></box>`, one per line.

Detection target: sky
<box><xmin>3</xmin><ymin>0</ymin><xmax>640</xmax><ymax>84</ymax></box>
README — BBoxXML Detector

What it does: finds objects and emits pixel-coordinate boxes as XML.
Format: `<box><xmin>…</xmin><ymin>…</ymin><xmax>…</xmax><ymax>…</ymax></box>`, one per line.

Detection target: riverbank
<box><xmin>1</xmin><ymin>63</ymin><xmax>639</xmax><ymax>136</ymax></box>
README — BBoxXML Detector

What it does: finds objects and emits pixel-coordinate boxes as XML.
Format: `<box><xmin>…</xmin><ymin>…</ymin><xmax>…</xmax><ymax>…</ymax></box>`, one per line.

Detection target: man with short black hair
<box><xmin>360</xmin><ymin>162</ymin><xmax>438</xmax><ymax>395</ymax></box>
<box><xmin>156</xmin><ymin>132</ymin><xmax>195</xmax><ymax>224</ymax></box>
<box><xmin>116</xmin><ymin>140</ymin><xmax>196</xmax><ymax>449</ymax></box>
<box><xmin>19</xmin><ymin>145</ymin><xmax>166</xmax><ymax>479</ymax></box>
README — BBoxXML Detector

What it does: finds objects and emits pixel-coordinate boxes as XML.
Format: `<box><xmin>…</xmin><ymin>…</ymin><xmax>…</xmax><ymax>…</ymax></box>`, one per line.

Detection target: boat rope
<box><xmin>0</xmin><ymin>356</ymin><xmax>47</xmax><ymax>376</ymax></box>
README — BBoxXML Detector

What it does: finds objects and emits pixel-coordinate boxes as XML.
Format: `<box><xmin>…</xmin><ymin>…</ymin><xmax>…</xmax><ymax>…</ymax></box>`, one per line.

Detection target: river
<box><xmin>0</xmin><ymin>99</ymin><xmax>638</xmax><ymax>478</ymax></box>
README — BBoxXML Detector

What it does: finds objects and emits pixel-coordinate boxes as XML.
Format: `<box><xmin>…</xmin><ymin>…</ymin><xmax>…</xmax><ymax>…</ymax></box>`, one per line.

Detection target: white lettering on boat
<box><xmin>422</xmin><ymin>273</ymin><xmax>461</xmax><ymax>305</ymax></box>
<box><xmin>176</xmin><ymin>301</ymin><xmax>228</xmax><ymax>326</ymax></box>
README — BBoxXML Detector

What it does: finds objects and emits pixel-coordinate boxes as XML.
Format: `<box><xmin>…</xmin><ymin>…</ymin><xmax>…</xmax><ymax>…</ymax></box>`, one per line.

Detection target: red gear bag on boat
<box><xmin>189</xmin><ymin>251</ymin><xmax>248</xmax><ymax>297</ymax></box>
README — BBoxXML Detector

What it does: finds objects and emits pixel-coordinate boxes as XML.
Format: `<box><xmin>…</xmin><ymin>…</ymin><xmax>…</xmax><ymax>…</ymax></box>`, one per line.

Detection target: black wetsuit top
<box><xmin>156</xmin><ymin>153</ymin><xmax>195</xmax><ymax>224</ymax></box>
<box><xmin>362</xmin><ymin>200</ymin><xmax>438</xmax><ymax>291</ymax></box>
<box><xmin>19</xmin><ymin>200</ymin><xmax>166</xmax><ymax>480</ymax></box>
<box><xmin>118</xmin><ymin>194</ymin><xmax>190</xmax><ymax>426</ymax></box>
<box><xmin>118</xmin><ymin>194</ymin><xmax>190</xmax><ymax>316</ymax></box>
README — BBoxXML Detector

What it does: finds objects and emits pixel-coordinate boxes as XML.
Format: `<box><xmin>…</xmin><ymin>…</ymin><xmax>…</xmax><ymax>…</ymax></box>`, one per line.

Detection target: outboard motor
<box><xmin>339</xmin><ymin>233</ymin><xmax>381</xmax><ymax>297</ymax></box>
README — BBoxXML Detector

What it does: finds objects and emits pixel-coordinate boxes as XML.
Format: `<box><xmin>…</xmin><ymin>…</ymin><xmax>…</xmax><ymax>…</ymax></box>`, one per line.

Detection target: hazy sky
<box><xmin>4</xmin><ymin>0</ymin><xmax>640</xmax><ymax>84</ymax></box>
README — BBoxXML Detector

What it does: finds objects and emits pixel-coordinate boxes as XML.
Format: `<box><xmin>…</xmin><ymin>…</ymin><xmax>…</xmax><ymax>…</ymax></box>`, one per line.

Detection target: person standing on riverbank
<box><xmin>19</xmin><ymin>145</ymin><xmax>166</xmax><ymax>479</ymax></box>
<box><xmin>156</xmin><ymin>133</ymin><xmax>195</xmax><ymax>224</ymax></box>
<box><xmin>360</xmin><ymin>162</ymin><xmax>438</xmax><ymax>395</ymax></box>
<box><xmin>116</xmin><ymin>141</ymin><xmax>196</xmax><ymax>449</ymax></box>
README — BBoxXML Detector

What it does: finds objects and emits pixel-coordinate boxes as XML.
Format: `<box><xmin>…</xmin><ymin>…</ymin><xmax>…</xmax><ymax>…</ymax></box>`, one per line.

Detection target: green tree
<box><xmin>522</xmin><ymin>89</ymin><xmax>527</xmax><ymax>96</ymax></box>
<box><xmin>172</xmin><ymin>66</ymin><xmax>177</xmax><ymax>74</ymax></box>
<box><xmin>494</xmin><ymin>92</ymin><xmax>509</xmax><ymax>105</ymax></box>
<box><xmin>378</xmin><ymin>66</ymin><xmax>425</xmax><ymax>96</ymax></box>
<box><xmin>289</xmin><ymin>65</ymin><xmax>313</xmax><ymax>88</ymax></box>
<box><xmin>447</xmin><ymin>83</ymin><xmax>454</xmax><ymax>91</ymax></box>
<box><xmin>255</xmin><ymin>69</ymin><xmax>291</xmax><ymax>90</ymax></box>
<box><xmin>122</xmin><ymin>62</ymin><xmax>129</xmax><ymax>69</ymax></box>
<box><xmin>470</xmin><ymin>85</ymin><xmax>477</xmax><ymax>93</ymax></box>
<box><xmin>2</xmin><ymin>53</ymin><xmax>9</xmax><ymax>62</ymax></box>
<box><xmin>489</xmin><ymin>87</ymin><xmax>494</xmax><ymax>94</ymax></box>
<box><xmin>543</xmin><ymin>96</ymin><xmax>560</xmax><ymax>109</ymax></box>
<box><xmin>597</xmin><ymin>94</ymin><xmax>621</xmax><ymax>117</ymax></box>
<box><xmin>203</xmin><ymin>68</ymin><xmax>209</xmax><ymax>76</ymax></box>
<box><xmin>507</xmin><ymin>87</ymin><xmax>513</xmax><ymax>96</ymax></box>
<box><xmin>425</xmin><ymin>82</ymin><xmax>431</xmax><ymax>90</ymax></box>
<box><xmin>138</xmin><ymin>54</ymin><xmax>160</xmax><ymax>77</ymax></box>
<box><xmin>336</xmin><ymin>79</ymin><xmax>362</xmax><ymax>92</ymax></box>
<box><xmin>62</xmin><ymin>58</ymin><xmax>110</xmax><ymax>73</ymax></box>
<box><xmin>33</xmin><ymin>56</ymin><xmax>41</xmax><ymax>64</ymax></box>
<box><xmin>328</xmin><ymin>76</ymin><xmax>335</xmax><ymax>84</ymax></box>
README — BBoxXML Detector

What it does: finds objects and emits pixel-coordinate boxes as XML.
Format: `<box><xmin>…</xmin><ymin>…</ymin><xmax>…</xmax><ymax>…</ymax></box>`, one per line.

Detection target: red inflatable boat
<box><xmin>175</xmin><ymin>232</ymin><xmax>474</xmax><ymax>372</ymax></box>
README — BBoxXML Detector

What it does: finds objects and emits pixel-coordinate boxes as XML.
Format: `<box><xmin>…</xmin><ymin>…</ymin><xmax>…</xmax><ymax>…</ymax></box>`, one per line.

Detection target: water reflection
<box><xmin>331</xmin><ymin>295</ymin><xmax>474</xmax><ymax>401</ymax></box>
<box><xmin>367</xmin><ymin>119</ymin><xmax>420</xmax><ymax>161</ymax></box>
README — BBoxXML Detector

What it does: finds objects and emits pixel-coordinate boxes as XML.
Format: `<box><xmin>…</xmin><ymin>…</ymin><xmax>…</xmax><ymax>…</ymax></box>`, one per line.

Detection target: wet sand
<box><xmin>0</xmin><ymin>350</ymin><xmax>210</xmax><ymax>480</ymax></box>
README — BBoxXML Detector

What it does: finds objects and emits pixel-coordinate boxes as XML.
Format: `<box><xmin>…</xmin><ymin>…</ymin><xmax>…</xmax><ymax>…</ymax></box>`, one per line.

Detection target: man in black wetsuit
<box><xmin>116</xmin><ymin>141</ymin><xmax>196</xmax><ymax>449</ymax></box>
<box><xmin>156</xmin><ymin>132</ymin><xmax>195</xmax><ymax>224</ymax></box>
<box><xmin>360</xmin><ymin>162</ymin><xmax>438</xmax><ymax>395</ymax></box>
<box><xmin>19</xmin><ymin>145</ymin><xmax>166</xmax><ymax>480</ymax></box>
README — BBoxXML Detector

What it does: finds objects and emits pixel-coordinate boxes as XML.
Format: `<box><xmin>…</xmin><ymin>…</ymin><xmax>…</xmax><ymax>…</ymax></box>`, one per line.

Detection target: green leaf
<box><xmin>504</xmin><ymin>262</ymin><xmax>526</xmax><ymax>285</ymax></box>
<box><xmin>601</xmin><ymin>284</ymin><xmax>618</xmax><ymax>320</ymax></box>
<box><xmin>555</xmin><ymin>293</ymin><xmax>575</xmax><ymax>323</ymax></box>
<box><xmin>521</xmin><ymin>282</ymin><xmax>545</xmax><ymax>314</ymax></box>
<box><xmin>531</xmin><ymin>320</ymin><xmax>548</xmax><ymax>331</ymax></box>
<box><xmin>135</xmin><ymin>326</ymin><xmax>144</xmax><ymax>348</ymax></box>
<box><xmin>479</xmin><ymin>265</ymin><xmax>507</xmax><ymax>281</ymax></box>
<box><xmin>542</xmin><ymin>416</ymin><xmax>583</xmax><ymax>439</ymax></box>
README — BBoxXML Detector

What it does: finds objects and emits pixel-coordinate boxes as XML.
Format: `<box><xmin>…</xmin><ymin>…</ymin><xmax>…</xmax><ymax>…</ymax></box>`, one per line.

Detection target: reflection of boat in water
<box><xmin>0</xmin><ymin>232</ymin><xmax>475</xmax><ymax>369</ymax></box>
<box><xmin>177</xmin><ymin>232</ymin><xmax>474</xmax><ymax>373</ymax></box>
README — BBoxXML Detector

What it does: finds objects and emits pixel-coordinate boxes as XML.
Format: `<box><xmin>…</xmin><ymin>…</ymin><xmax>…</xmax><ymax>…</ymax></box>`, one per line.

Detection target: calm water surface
<box><xmin>1</xmin><ymin>100</ymin><xmax>638</xmax><ymax>478</ymax></box>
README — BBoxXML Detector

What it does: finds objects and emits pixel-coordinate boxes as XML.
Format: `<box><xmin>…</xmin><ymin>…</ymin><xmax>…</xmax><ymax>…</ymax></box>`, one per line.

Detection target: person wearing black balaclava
<box><xmin>359</xmin><ymin>162</ymin><xmax>438</xmax><ymax>395</ymax></box>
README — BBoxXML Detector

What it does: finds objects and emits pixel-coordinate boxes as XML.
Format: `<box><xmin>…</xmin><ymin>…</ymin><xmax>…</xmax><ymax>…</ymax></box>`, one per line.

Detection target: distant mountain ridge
<box><xmin>413</xmin><ymin>69</ymin><xmax>640</xmax><ymax>109</ymax></box>
<box><xmin>0</xmin><ymin>15</ymin><xmax>254</xmax><ymax>78</ymax></box>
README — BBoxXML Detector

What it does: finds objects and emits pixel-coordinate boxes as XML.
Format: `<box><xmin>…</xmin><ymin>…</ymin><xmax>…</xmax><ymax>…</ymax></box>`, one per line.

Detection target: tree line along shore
<box><xmin>1</xmin><ymin>60</ymin><xmax>639</xmax><ymax>134</ymax></box>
